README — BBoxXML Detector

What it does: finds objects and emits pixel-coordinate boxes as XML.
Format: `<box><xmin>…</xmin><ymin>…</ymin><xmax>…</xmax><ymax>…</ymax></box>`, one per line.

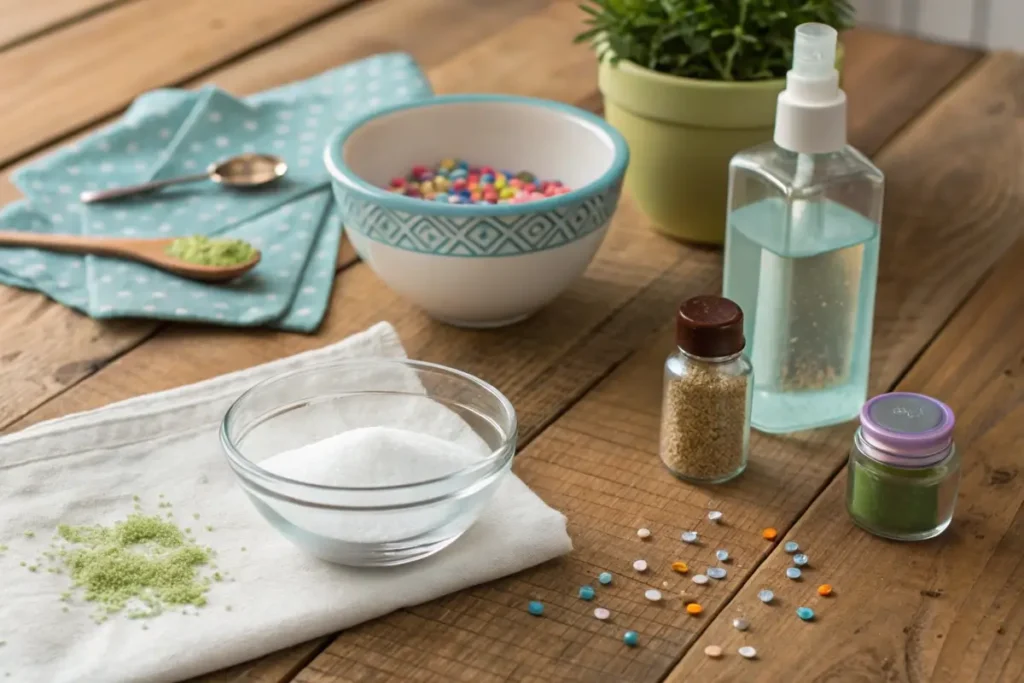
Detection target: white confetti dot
<box><xmin>135</xmin><ymin>276</ymin><xmax>148</xmax><ymax>284</ymax></box>
<box><xmin>114</xmin><ymin>210</ymin><xmax>128</xmax><ymax>220</ymax></box>
<box><xmin>158</xmin><ymin>223</ymin><xmax>172</xmax><ymax>233</ymax></box>
<box><xmin>70</xmin><ymin>261</ymin><xmax>82</xmax><ymax>269</ymax></box>
<box><xmin>100</xmin><ymin>275</ymin><xmax>113</xmax><ymax>284</ymax></box>
<box><xmin>738</xmin><ymin>646</ymin><xmax>757</xmax><ymax>660</ymax></box>
<box><xmin>272</xmin><ymin>140</ymin><xmax>286</xmax><ymax>149</ymax></box>
<box><xmin>708</xmin><ymin>510</ymin><xmax>723</xmax><ymax>523</ymax></box>
<box><xmin>246</xmin><ymin>307</ymin><xmax>263</xmax><ymax>317</ymax></box>
<box><xmin>636</xmin><ymin>528</ymin><xmax>651</xmax><ymax>540</ymax></box>
<box><xmin>295</xmin><ymin>307</ymin><xmax>311</xmax><ymax>317</ymax></box>
<box><xmin>300</xmin><ymin>212</ymin><xmax>314</xmax><ymax>221</ymax></box>
<box><xmin>198</xmin><ymin>213</ymin><xmax>212</xmax><ymax>221</ymax></box>
<box><xmin>135</xmin><ymin>162</ymin><xmax>147</xmax><ymax>172</ymax></box>
<box><xmin>68</xmin><ymin>167</ymin><xmax>80</xmax><ymax>176</ymax></box>
<box><xmin>142</xmin><ymin>304</ymin><xmax>156</xmax><ymax>312</ymax></box>
<box><xmin>183</xmin><ymin>160</ymin><xmax>197</xmax><ymax>169</ymax></box>
<box><xmin>299</xmin><ymin>131</ymin><xmax>317</xmax><ymax>143</ymax></box>
<box><xmin>125</xmin><ymin>142</ymin><xmax>138</xmax><ymax>153</ymax></box>
<box><xmin>152</xmin><ymin>292</ymin><xmax>166</xmax><ymax>299</ymax></box>
<box><xmin>215</xmin><ymin>136</ymin><xmax>229</xmax><ymax>148</ymax></box>
<box><xmin>191</xmin><ymin>292</ymin><xmax>206</xmax><ymax>299</ymax></box>
<box><xmin>644</xmin><ymin>589</ymin><xmax>662</xmax><ymax>602</ymax></box>
<box><xmin>123</xmin><ymin>228</ymin><xmax>137</xmax><ymax>236</ymax></box>
<box><xmin>269</xmin><ymin>244</ymin><xmax>283</xmax><ymax>253</ymax></box>
<box><xmin>117</xmin><ymin>291</ymin><xmax>131</xmax><ymax>298</ymax></box>
<box><xmin>290</xmin><ymin>252</ymin><xmax>303</xmax><ymax>261</ymax></box>
<box><xmin>277</xmin><ymin>111</ymin><xmax>293</xmax><ymax>120</ymax></box>
<box><xmin>215</xmin><ymin>313</ymin><xmax>225</xmax><ymax>320</ymax></box>
<box><xmin>301</xmin><ymin>286</ymin><xmax>315</xmax><ymax>295</ymax></box>
<box><xmin>99</xmin><ymin>162</ymin><xmax>115</xmax><ymax>173</ymax></box>
<box><xmin>190</xmin><ymin>142</ymin><xmax>203</xmax><ymax>153</ymax></box>
<box><xmin>98</xmin><ymin>305</ymin><xmax>114</xmax><ymax>314</ymax></box>
<box><xmin>243</xmin><ymin>120</ymin><xmax>258</xmax><ymax>131</ymax></box>
<box><xmin>732</xmin><ymin>618</ymin><xmax>750</xmax><ymax>631</ymax></box>
<box><xmin>174</xmin><ymin>308</ymin><xmax>189</xmax><ymax>315</ymax></box>
<box><xmin>593</xmin><ymin>608</ymin><xmax>610</xmax><ymax>621</ymax></box>
<box><xmin>208</xmin><ymin>111</ymin><xmax>222</xmax><ymax>123</ymax></box>
<box><xmin>275</xmin><ymin>125</ymin><xmax>290</xmax><ymax>135</ymax></box>
<box><xmin>692</xmin><ymin>574</ymin><xmax>709</xmax><ymax>585</ymax></box>
<box><xmin>632</xmin><ymin>559</ymin><xmax>648</xmax><ymax>573</ymax></box>
<box><xmin>266</xmin><ymin>293</ymin><xmax>277</xmax><ymax>302</ymax></box>
<box><xmin>213</xmin><ymin>302</ymin><xmax>229</xmax><ymax>310</ymax></box>
<box><xmin>681</xmin><ymin>531</ymin><xmax>699</xmax><ymax>544</ymax></box>
<box><xmin>51</xmin><ymin>214</ymin><xmax>64</xmax><ymax>223</ymax></box>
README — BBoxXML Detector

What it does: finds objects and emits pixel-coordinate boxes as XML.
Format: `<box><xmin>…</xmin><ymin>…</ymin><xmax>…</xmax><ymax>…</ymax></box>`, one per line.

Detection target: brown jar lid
<box><xmin>676</xmin><ymin>295</ymin><xmax>745</xmax><ymax>358</ymax></box>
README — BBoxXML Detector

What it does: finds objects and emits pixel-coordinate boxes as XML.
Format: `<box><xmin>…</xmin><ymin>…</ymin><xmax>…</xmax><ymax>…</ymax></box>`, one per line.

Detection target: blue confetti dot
<box><xmin>623</xmin><ymin>630</ymin><xmax>639</xmax><ymax>647</ymax></box>
<box><xmin>578</xmin><ymin>585</ymin><xmax>595</xmax><ymax>601</ymax></box>
<box><xmin>786</xmin><ymin>567</ymin><xmax>802</xmax><ymax>580</ymax></box>
<box><xmin>793</xmin><ymin>553</ymin><xmax>809</xmax><ymax>567</ymax></box>
<box><xmin>716</xmin><ymin>549</ymin><xmax>730</xmax><ymax>562</ymax></box>
<box><xmin>758</xmin><ymin>588</ymin><xmax>774</xmax><ymax>603</ymax></box>
<box><xmin>707</xmin><ymin>567</ymin><xmax>727</xmax><ymax>580</ymax></box>
<box><xmin>681</xmin><ymin>531</ymin><xmax>699</xmax><ymax>544</ymax></box>
<box><xmin>796</xmin><ymin>606</ymin><xmax>815</xmax><ymax>621</ymax></box>
<box><xmin>784</xmin><ymin>541</ymin><xmax>800</xmax><ymax>554</ymax></box>
<box><xmin>598</xmin><ymin>571</ymin><xmax>613</xmax><ymax>585</ymax></box>
<box><xmin>527</xmin><ymin>601</ymin><xmax>544</xmax><ymax>616</ymax></box>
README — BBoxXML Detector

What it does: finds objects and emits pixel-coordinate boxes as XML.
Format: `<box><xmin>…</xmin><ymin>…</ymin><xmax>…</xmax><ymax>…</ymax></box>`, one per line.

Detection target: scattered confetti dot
<box><xmin>692</xmin><ymin>574</ymin><xmax>709</xmax><ymax>585</ymax></box>
<box><xmin>623</xmin><ymin>631</ymin><xmax>640</xmax><ymax>647</ymax></box>
<box><xmin>793</xmin><ymin>553</ymin><xmax>809</xmax><ymax>567</ymax></box>
<box><xmin>762</xmin><ymin>528</ymin><xmax>778</xmax><ymax>540</ymax></box>
<box><xmin>818</xmin><ymin>584</ymin><xmax>833</xmax><ymax>597</ymax></box>
<box><xmin>733</xmin><ymin>617</ymin><xmax>750</xmax><ymax>631</ymax></box>
<box><xmin>707</xmin><ymin>567</ymin><xmax>727</xmax><ymax>580</ymax></box>
<box><xmin>681</xmin><ymin>531</ymin><xmax>699</xmax><ymax>544</ymax></box>
<box><xmin>579</xmin><ymin>585</ymin><xmax>596</xmax><ymax>601</ymax></box>
<box><xmin>633</xmin><ymin>559</ymin><xmax>648</xmax><ymax>572</ymax></box>
<box><xmin>786</xmin><ymin>567</ymin><xmax>802</xmax><ymax>580</ymax></box>
<box><xmin>704</xmin><ymin>645</ymin><xmax>723</xmax><ymax>658</ymax></box>
<box><xmin>686</xmin><ymin>603</ymin><xmax>703</xmax><ymax>615</ymax></box>
<box><xmin>644</xmin><ymin>589</ymin><xmax>663</xmax><ymax>602</ymax></box>
<box><xmin>599</xmin><ymin>572</ymin><xmax>613</xmax><ymax>585</ymax></box>
<box><xmin>784</xmin><ymin>541</ymin><xmax>800</xmax><ymax>553</ymax></box>
<box><xmin>671</xmin><ymin>561</ymin><xmax>689</xmax><ymax>574</ymax></box>
<box><xmin>593</xmin><ymin>607</ymin><xmax>610</xmax><ymax>620</ymax></box>
<box><xmin>738</xmin><ymin>646</ymin><xmax>758</xmax><ymax>659</ymax></box>
<box><xmin>797</xmin><ymin>606</ymin><xmax>815</xmax><ymax>621</ymax></box>
<box><xmin>527</xmin><ymin>601</ymin><xmax>544</xmax><ymax>616</ymax></box>
<box><xmin>707</xmin><ymin>511</ymin><xmax>723</xmax><ymax>523</ymax></box>
<box><xmin>636</xmin><ymin>527</ymin><xmax>651</xmax><ymax>539</ymax></box>
<box><xmin>758</xmin><ymin>589</ymin><xmax>775</xmax><ymax>603</ymax></box>
<box><xmin>716</xmin><ymin>549</ymin><xmax>730</xmax><ymax>562</ymax></box>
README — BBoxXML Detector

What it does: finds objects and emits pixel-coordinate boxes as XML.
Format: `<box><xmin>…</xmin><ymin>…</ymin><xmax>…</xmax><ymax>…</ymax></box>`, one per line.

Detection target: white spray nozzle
<box><xmin>792</xmin><ymin>23</ymin><xmax>838</xmax><ymax>80</ymax></box>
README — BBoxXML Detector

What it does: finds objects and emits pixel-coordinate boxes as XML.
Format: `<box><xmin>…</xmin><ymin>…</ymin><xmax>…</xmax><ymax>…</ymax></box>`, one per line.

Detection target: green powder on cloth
<box><xmin>166</xmin><ymin>235</ymin><xmax>256</xmax><ymax>266</ymax></box>
<box><xmin>52</xmin><ymin>512</ymin><xmax>213</xmax><ymax>619</ymax></box>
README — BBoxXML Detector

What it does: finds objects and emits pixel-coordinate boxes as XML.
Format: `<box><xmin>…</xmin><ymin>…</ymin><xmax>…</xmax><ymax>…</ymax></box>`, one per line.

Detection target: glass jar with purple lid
<box><xmin>846</xmin><ymin>392</ymin><xmax>960</xmax><ymax>541</ymax></box>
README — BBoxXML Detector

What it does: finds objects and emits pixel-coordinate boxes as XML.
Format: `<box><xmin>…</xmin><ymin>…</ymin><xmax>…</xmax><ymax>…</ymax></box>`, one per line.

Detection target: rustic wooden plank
<box><xmin>0</xmin><ymin>0</ymin><xmax>362</xmax><ymax>166</ymax></box>
<box><xmin>0</xmin><ymin>0</ymin><xmax>549</xmax><ymax>431</ymax></box>
<box><xmin>676</xmin><ymin>236</ymin><xmax>1024</xmax><ymax>681</ymax></box>
<box><xmin>0</xmin><ymin>0</ymin><xmax>126</xmax><ymax>50</ymax></box>
<box><xmin>294</xmin><ymin>51</ymin><xmax>1022</xmax><ymax>682</ymax></box>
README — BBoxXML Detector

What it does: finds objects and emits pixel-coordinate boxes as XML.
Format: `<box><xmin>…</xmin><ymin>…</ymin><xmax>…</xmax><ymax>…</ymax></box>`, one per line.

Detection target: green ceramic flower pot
<box><xmin>599</xmin><ymin>58</ymin><xmax>784</xmax><ymax>245</ymax></box>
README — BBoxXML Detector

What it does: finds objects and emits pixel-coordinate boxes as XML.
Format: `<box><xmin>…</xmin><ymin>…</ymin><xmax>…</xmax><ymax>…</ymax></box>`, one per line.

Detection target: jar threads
<box><xmin>846</xmin><ymin>392</ymin><xmax>960</xmax><ymax>541</ymax></box>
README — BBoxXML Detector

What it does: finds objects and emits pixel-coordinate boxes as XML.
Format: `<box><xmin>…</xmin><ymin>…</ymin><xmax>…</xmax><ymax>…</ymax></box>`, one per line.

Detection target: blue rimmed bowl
<box><xmin>324</xmin><ymin>94</ymin><xmax>629</xmax><ymax>328</ymax></box>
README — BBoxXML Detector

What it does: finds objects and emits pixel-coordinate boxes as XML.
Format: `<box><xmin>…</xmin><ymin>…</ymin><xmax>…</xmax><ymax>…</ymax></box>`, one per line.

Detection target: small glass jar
<box><xmin>659</xmin><ymin>296</ymin><xmax>753</xmax><ymax>484</ymax></box>
<box><xmin>846</xmin><ymin>392</ymin><xmax>960</xmax><ymax>541</ymax></box>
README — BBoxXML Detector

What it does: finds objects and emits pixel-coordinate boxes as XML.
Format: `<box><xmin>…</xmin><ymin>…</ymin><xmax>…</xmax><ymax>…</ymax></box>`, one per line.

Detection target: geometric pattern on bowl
<box><xmin>335</xmin><ymin>182</ymin><xmax>622</xmax><ymax>257</ymax></box>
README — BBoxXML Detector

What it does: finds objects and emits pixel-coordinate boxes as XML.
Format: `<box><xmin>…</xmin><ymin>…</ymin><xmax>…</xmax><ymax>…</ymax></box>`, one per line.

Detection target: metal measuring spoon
<box><xmin>79</xmin><ymin>153</ymin><xmax>288</xmax><ymax>204</ymax></box>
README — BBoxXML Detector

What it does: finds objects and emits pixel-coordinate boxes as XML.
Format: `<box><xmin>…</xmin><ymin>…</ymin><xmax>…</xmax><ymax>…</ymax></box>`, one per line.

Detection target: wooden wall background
<box><xmin>853</xmin><ymin>0</ymin><xmax>1024</xmax><ymax>51</ymax></box>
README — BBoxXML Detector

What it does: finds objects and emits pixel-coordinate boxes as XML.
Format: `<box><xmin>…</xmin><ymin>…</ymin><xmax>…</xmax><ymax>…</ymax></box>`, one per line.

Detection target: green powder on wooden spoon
<box><xmin>166</xmin><ymin>235</ymin><xmax>256</xmax><ymax>266</ymax></box>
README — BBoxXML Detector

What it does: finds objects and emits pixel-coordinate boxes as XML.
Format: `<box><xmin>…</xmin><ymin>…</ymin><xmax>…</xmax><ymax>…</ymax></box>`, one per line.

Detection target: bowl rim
<box><xmin>219</xmin><ymin>357</ymin><xmax>518</xmax><ymax>492</ymax></box>
<box><xmin>322</xmin><ymin>93</ymin><xmax>630</xmax><ymax>217</ymax></box>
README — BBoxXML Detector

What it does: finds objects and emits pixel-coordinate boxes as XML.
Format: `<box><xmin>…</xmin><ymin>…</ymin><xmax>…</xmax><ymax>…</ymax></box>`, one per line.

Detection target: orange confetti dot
<box><xmin>686</xmin><ymin>603</ymin><xmax>703</xmax><ymax>615</ymax></box>
<box><xmin>671</xmin><ymin>561</ymin><xmax>689</xmax><ymax>574</ymax></box>
<box><xmin>761</xmin><ymin>527</ymin><xmax>778</xmax><ymax>540</ymax></box>
<box><xmin>817</xmin><ymin>584</ymin><xmax>833</xmax><ymax>597</ymax></box>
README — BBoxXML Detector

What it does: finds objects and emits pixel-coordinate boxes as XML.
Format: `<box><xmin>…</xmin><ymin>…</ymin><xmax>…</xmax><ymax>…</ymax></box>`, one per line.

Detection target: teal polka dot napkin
<box><xmin>0</xmin><ymin>53</ymin><xmax>432</xmax><ymax>332</ymax></box>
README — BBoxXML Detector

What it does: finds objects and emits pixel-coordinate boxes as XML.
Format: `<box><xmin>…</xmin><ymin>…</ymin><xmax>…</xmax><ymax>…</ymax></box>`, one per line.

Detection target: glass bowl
<box><xmin>220</xmin><ymin>358</ymin><xmax>517</xmax><ymax>567</ymax></box>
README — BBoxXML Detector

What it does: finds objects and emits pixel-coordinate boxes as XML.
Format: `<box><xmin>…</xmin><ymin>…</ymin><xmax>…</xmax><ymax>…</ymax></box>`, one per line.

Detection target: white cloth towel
<box><xmin>0</xmin><ymin>322</ymin><xmax>572</xmax><ymax>682</ymax></box>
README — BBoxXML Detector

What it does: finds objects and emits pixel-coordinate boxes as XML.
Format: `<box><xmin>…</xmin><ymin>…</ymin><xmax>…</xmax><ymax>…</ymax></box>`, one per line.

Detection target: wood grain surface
<box><xmin>291</xmin><ymin>49</ymin><xmax>1022</xmax><ymax>683</ymax></box>
<box><xmin>0</xmin><ymin>0</ymin><xmax>125</xmax><ymax>49</ymax></box>
<box><xmin>0</xmin><ymin>0</ymin><xmax>1019</xmax><ymax>680</ymax></box>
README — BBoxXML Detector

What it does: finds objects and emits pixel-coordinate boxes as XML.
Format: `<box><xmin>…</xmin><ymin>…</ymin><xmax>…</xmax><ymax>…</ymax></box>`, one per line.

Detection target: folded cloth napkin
<box><xmin>0</xmin><ymin>322</ymin><xmax>572</xmax><ymax>682</ymax></box>
<box><xmin>0</xmin><ymin>54</ymin><xmax>432</xmax><ymax>332</ymax></box>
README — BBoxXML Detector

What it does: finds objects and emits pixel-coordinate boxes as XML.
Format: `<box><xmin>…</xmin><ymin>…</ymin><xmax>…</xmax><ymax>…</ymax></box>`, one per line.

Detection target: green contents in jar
<box><xmin>166</xmin><ymin>235</ymin><xmax>256</xmax><ymax>266</ymax></box>
<box><xmin>847</xmin><ymin>456</ymin><xmax>943</xmax><ymax>535</ymax></box>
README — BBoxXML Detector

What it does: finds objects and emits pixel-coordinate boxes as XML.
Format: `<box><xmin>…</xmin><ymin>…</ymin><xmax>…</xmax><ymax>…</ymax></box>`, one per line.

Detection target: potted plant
<box><xmin>576</xmin><ymin>0</ymin><xmax>854</xmax><ymax>245</ymax></box>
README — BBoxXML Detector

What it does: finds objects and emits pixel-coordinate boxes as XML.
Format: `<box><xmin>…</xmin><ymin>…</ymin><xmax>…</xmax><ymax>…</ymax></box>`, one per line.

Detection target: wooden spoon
<box><xmin>0</xmin><ymin>232</ymin><xmax>260</xmax><ymax>283</ymax></box>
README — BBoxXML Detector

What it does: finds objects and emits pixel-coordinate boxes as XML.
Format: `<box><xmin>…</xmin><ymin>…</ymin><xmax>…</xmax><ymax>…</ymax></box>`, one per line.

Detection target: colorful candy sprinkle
<box><xmin>796</xmin><ymin>606</ymin><xmax>815</xmax><ymax>621</ymax></box>
<box><xmin>692</xmin><ymin>574</ymin><xmax>709</xmax><ymax>585</ymax></box>
<box><xmin>786</xmin><ymin>567</ymin><xmax>802</xmax><ymax>580</ymax></box>
<box><xmin>817</xmin><ymin>584</ymin><xmax>833</xmax><ymax>597</ymax></box>
<box><xmin>793</xmin><ymin>553</ymin><xmax>809</xmax><ymax>567</ymax></box>
<box><xmin>623</xmin><ymin>630</ymin><xmax>640</xmax><ymax>647</ymax></box>
<box><xmin>704</xmin><ymin>645</ymin><xmax>723</xmax><ymax>658</ymax></box>
<box><xmin>715</xmin><ymin>549</ymin><xmax>730</xmax><ymax>562</ymax></box>
<box><xmin>671</xmin><ymin>561</ymin><xmax>689</xmax><ymax>574</ymax></box>
<box><xmin>738</xmin><ymin>646</ymin><xmax>758</xmax><ymax>659</ymax></box>
<box><xmin>762</xmin><ymin>527</ymin><xmax>778</xmax><ymax>540</ymax></box>
<box><xmin>598</xmin><ymin>572</ymin><xmax>613</xmax><ymax>585</ymax></box>
<box><xmin>636</xmin><ymin>527</ymin><xmax>651</xmax><ymax>539</ymax></box>
<box><xmin>579</xmin><ymin>585</ymin><xmax>596</xmax><ymax>601</ymax></box>
<box><xmin>527</xmin><ymin>601</ymin><xmax>544</xmax><ymax>616</ymax></box>
<box><xmin>593</xmin><ymin>607</ymin><xmax>610</xmax><ymax>620</ymax></box>
<box><xmin>732</xmin><ymin>617</ymin><xmax>750</xmax><ymax>631</ymax></box>
<box><xmin>644</xmin><ymin>589</ymin><xmax>663</xmax><ymax>602</ymax></box>
<box><xmin>387</xmin><ymin>159</ymin><xmax>570</xmax><ymax>205</ymax></box>
<box><xmin>707</xmin><ymin>567</ymin><xmax>727</xmax><ymax>580</ymax></box>
<box><xmin>681</xmin><ymin>531</ymin><xmax>699</xmax><ymax>544</ymax></box>
<box><xmin>707</xmin><ymin>510</ymin><xmax>723</xmax><ymax>523</ymax></box>
<box><xmin>633</xmin><ymin>559</ymin><xmax>648</xmax><ymax>572</ymax></box>
<box><xmin>784</xmin><ymin>541</ymin><xmax>800</xmax><ymax>553</ymax></box>
<box><xmin>686</xmin><ymin>603</ymin><xmax>703</xmax><ymax>615</ymax></box>
<box><xmin>758</xmin><ymin>588</ymin><xmax>775</xmax><ymax>603</ymax></box>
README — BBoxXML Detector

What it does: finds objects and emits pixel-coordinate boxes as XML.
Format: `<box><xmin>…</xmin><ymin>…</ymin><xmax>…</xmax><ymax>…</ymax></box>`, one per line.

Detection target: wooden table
<box><xmin>3</xmin><ymin>2</ymin><xmax>1023</xmax><ymax>681</ymax></box>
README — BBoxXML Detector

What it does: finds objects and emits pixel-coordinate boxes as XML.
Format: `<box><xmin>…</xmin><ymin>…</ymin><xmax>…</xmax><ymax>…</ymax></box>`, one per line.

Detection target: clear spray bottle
<box><xmin>722</xmin><ymin>23</ymin><xmax>884</xmax><ymax>434</ymax></box>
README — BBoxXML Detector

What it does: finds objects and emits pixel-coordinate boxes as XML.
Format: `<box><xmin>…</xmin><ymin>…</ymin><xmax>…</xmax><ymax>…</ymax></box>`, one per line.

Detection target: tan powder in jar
<box><xmin>660</xmin><ymin>361</ymin><xmax>748</xmax><ymax>481</ymax></box>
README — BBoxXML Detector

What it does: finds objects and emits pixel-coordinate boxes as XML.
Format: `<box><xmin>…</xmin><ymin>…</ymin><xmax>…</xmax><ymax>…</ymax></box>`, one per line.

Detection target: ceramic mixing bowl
<box><xmin>324</xmin><ymin>94</ymin><xmax>629</xmax><ymax>328</ymax></box>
